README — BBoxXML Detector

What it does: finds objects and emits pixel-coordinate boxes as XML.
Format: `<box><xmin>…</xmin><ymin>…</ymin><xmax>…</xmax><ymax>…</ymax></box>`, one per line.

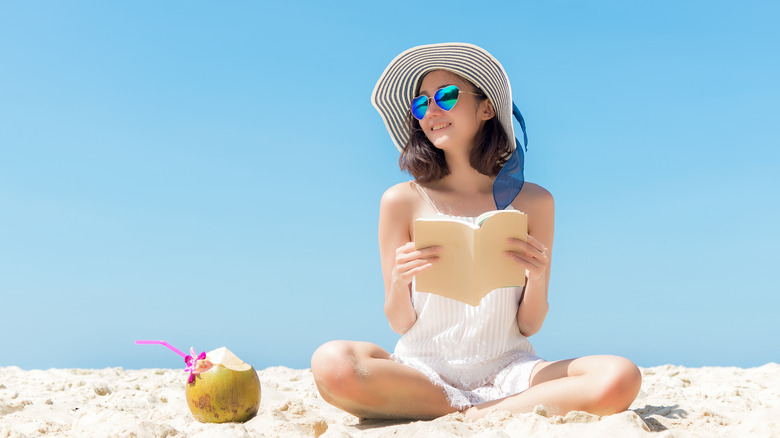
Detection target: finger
<box><xmin>399</xmin><ymin>256</ymin><xmax>439</xmax><ymax>274</ymax></box>
<box><xmin>412</xmin><ymin>244</ymin><xmax>442</xmax><ymax>254</ymax></box>
<box><xmin>398</xmin><ymin>242</ymin><xmax>439</xmax><ymax>256</ymax></box>
<box><xmin>397</xmin><ymin>252</ymin><xmax>437</xmax><ymax>266</ymax></box>
<box><xmin>519</xmin><ymin>235</ymin><xmax>549</xmax><ymax>253</ymax></box>
<box><xmin>404</xmin><ymin>263</ymin><xmax>436</xmax><ymax>278</ymax></box>
<box><xmin>397</xmin><ymin>246</ymin><xmax>441</xmax><ymax>264</ymax></box>
<box><xmin>504</xmin><ymin>251</ymin><xmax>545</xmax><ymax>271</ymax></box>
<box><xmin>519</xmin><ymin>238</ymin><xmax>548</xmax><ymax>254</ymax></box>
<box><xmin>398</xmin><ymin>259</ymin><xmax>438</xmax><ymax>281</ymax></box>
<box><xmin>507</xmin><ymin>239</ymin><xmax>548</xmax><ymax>260</ymax></box>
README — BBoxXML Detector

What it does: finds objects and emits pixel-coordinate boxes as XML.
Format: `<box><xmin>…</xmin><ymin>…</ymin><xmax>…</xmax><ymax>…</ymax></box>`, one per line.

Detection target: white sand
<box><xmin>1</xmin><ymin>363</ymin><xmax>778</xmax><ymax>437</ymax></box>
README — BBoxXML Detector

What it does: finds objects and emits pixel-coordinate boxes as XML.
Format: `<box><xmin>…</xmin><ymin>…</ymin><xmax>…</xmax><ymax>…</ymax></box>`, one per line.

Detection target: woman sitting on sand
<box><xmin>311</xmin><ymin>43</ymin><xmax>642</xmax><ymax>420</ymax></box>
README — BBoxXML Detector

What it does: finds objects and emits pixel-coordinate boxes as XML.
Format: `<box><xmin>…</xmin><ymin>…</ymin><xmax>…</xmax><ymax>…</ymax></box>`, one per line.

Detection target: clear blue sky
<box><xmin>1</xmin><ymin>1</ymin><xmax>778</xmax><ymax>371</ymax></box>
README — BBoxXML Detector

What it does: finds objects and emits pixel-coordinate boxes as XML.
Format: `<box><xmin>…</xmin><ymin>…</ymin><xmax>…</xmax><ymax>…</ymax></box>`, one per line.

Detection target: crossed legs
<box><xmin>465</xmin><ymin>355</ymin><xmax>642</xmax><ymax>419</ymax></box>
<box><xmin>311</xmin><ymin>340</ymin><xmax>642</xmax><ymax>421</ymax></box>
<box><xmin>310</xmin><ymin>341</ymin><xmax>457</xmax><ymax>420</ymax></box>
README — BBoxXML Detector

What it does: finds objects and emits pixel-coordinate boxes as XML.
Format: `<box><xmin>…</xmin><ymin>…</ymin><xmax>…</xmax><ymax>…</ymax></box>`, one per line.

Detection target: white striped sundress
<box><xmin>390</xmin><ymin>182</ymin><xmax>544</xmax><ymax>409</ymax></box>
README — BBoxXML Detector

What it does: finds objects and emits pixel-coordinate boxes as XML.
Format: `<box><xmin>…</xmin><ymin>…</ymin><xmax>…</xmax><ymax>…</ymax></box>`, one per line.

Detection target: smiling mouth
<box><xmin>431</xmin><ymin>123</ymin><xmax>451</xmax><ymax>131</ymax></box>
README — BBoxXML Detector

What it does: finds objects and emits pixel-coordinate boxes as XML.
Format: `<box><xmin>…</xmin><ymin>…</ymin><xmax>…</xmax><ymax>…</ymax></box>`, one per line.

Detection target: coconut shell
<box><xmin>185</xmin><ymin>348</ymin><xmax>261</xmax><ymax>423</ymax></box>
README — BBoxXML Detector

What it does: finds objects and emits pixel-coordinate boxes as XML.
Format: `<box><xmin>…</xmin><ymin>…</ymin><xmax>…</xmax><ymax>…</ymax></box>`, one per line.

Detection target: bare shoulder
<box><xmin>379</xmin><ymin>182</ymin><xmax>421</xmax><ymax>246</ymax></box>
<box><xmin>380</xmin><ymin>181</ymin><xmax>425</xmax><ymax>226</ymax></box>
<box><xmin>514</xmin><ymin>182</ymin><xmax>554</xmax><ymax>241</ymax></box>
<box><xmin>513</xmin><ymin>182</ymin><xmax>554</xmax><ymax>213</ymax></box>
<box><xmin>381</xmin><ymin>181</ymin><xmax>417</xmax><ymax>203</ymax></box>
<box><xmin>380</xmin><ymin>181</ymin><xmax>419</xmax><ymax>212</ymax></box>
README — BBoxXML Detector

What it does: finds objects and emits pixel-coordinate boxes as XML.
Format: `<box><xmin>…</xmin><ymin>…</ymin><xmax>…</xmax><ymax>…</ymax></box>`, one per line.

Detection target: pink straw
<box><xmin>135</xmin><ymin>340</ymin><xmax>188</xmax><ymax>359</ymax></box>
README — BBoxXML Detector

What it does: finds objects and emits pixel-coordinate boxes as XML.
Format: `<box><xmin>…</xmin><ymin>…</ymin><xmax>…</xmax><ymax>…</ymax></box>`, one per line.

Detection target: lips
<box><xmin>431</xmin><ymin>122</ymin><xmax>451</xmax><ymax>131</ymax></box>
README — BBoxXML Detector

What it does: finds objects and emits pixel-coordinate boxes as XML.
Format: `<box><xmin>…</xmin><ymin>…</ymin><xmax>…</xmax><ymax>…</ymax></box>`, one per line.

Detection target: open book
<box><xmin>413</xmin><ymin>210</ymin><xmax>528</xmax><ymax>306</ymax></box>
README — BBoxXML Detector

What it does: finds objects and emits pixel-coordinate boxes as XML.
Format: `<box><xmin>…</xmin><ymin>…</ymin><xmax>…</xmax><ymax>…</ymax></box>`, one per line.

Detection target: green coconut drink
<box><xmin>185</xmin><ymin>347</ymin><xmax>261</xmax><ymax>423</ymax></box>
<box><xmin>136</xmin><ymin>340</ymin><xmax>261</xmax><ymax>423</ymax></box>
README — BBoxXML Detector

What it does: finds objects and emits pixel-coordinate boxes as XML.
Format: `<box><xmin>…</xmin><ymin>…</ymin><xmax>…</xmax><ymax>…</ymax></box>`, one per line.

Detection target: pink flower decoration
<box><xmin>184</xmin><ymin>347</ymin><xmax>213</xmax><ymax>383</ymax></box>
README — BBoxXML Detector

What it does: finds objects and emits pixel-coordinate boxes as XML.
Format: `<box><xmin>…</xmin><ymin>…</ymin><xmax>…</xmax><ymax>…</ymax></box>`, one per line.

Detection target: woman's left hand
<box><xmin>505</xmin><ymin>234</ymin><xmax>549</xmax><ymax>281</ymax></box>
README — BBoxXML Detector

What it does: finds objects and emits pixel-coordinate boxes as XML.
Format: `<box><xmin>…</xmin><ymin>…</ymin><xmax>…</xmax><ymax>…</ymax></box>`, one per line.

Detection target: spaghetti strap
<box><xmin>411</xmin><ymin>181</ymin><xmax>441</xmax><ymax>214</ymax></box>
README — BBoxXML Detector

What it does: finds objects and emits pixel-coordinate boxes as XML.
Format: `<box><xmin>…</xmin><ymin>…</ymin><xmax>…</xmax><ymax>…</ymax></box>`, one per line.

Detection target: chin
<box><xmin>430</xmin><ymin>136</ymin><xmax>451</xmax><ymax>149</ymax></box>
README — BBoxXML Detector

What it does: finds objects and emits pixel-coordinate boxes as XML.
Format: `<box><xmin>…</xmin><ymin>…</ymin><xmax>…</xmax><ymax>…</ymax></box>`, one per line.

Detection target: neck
<box><xmin>434</xmin><ymin>150</ymin><xmax>494</xmax><ymax>195</ymax></box>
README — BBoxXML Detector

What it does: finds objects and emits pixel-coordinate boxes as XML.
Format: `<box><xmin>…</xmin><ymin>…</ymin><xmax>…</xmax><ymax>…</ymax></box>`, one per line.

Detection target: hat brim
<box><xmin>371</xmin><ymin>42</ymin><xmax>515</xmax><ymax>152</ymax></box>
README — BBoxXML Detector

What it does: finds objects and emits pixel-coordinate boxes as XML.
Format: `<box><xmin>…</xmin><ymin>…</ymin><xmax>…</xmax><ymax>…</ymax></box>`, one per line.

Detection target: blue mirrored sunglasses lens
<box><xmin>411</xmin><ymin>95</ymin><xmax>428</xmax><ymax>120</ymax></box>
<box><xmin>435</xmin><ymin>85</ymin><xmax>460</xmax><ymax>111</ymax></box>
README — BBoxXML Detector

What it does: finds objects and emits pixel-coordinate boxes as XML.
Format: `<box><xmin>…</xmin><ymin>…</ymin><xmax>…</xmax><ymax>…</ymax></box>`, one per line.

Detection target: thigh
<box><xmin>529</xmin><ymin>355</ymin><xmax>638</xmax><ymax>387</ymax></box>
<box><xmin>529</xmin><ymin>358</ymin><xmax>577</xmax><ymax>387</ymax></box>
<box><xmin>350</xmin><ymin>340</ymin><xmax>393</xmax><ymax>361</ymax></box>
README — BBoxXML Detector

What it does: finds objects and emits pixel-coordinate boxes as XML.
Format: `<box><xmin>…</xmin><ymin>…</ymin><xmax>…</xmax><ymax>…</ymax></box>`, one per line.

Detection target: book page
<box><xmin>414</xmin><ymin>219</ymin><xmax>477</xmax><ymax>305</ymax></box>
<box><xmin>477</xmin><ymin>211</ymin><xmax>528</xmax><ymax>297</ymax></box>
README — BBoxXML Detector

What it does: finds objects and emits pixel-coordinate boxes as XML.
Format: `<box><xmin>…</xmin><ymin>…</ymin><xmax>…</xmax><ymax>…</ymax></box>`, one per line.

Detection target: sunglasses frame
<box><xmin>410</xmin><ymin>85</ymin><xmax>482</xmax><ymax>120</ymax></box>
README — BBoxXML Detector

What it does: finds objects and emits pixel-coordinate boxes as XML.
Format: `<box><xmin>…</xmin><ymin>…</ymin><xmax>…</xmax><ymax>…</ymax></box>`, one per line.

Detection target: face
<box><xmin>415</xmin><ymin>70</ymin><xmax>495</xmax><ymax>151</ymax></box>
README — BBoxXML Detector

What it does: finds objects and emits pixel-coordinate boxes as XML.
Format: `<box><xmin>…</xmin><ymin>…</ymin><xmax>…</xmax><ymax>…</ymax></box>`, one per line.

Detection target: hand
<box><xmin>505</xmin><ymin>235</ymin><xmax>549</xmax><ymax>282</ymax></box>
<box><xmin>391</xmin><ymin>242</ymin><xmax>440</xmax><ymax>290</ymax></box>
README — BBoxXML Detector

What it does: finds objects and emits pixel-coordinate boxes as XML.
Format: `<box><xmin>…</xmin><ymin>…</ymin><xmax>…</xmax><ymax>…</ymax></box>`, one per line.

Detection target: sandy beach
<box><xmin>1</xmin><ymin>363</ymin><xmax>778</xmax><ymax>437</ymax></box>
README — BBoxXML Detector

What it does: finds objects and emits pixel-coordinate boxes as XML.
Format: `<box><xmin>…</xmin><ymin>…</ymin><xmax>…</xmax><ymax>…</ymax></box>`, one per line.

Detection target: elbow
<box><xmin>390</xmin><ymin>323</ymin><xmax>411</xmax><ymax>335</ymax></box>
<box><xmin>518</xmin><ymin>303</ymin><xmax>549</xmax><ymax>337</ymax></box>
<box><xmin>520</xmin><ymin>324</ymin><xmax>542</xmax><ymax>338</ymax></box>
<box><xmin>388</xmin><ymin>319</ymin><xmax>414</xmax><ymax>335</ymax></box>
<box><xmin>384</xmin><ymin>305</ymin><xmax>416</xmax><ymax>335</ymax></box>
<box><xmin>519</xmin><ymin>321</ymin><xmax>544</xmax><ymax>337</ymax></box>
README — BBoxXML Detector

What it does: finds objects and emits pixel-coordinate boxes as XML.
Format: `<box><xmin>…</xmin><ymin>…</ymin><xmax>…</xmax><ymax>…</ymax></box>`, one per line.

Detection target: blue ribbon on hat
<box><xmin>493</xmin><ymin>103</ymin><xmax>528</xmax><ymax>210</ymax></box>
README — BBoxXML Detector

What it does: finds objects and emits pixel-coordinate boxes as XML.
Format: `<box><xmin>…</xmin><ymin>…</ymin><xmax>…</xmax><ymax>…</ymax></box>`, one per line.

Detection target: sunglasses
<box><xmin>410</xmin><ymin>85</ymin><xmax>482</xmax><ymax>120</ymax></box>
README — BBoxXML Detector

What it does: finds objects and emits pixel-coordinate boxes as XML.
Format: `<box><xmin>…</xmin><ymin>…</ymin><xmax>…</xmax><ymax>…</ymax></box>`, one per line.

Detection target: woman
<box><xmin>311</xmin><ymin>42</ymin><xmax>641</xmax><ymax>421</ymax></box>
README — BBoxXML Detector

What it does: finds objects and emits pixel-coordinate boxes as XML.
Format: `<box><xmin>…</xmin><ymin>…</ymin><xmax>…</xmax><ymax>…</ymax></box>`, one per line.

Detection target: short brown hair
<box><xmin>399</xmin><ymin>84</ymin><xmax>512</xmax><ymax>182</ymax></box>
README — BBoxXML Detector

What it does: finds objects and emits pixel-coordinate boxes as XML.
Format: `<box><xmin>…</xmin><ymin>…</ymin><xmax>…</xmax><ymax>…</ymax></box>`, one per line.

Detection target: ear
<box><xmin>479</xmin><ymin>99</ymin><xmax>496</xmax><ymax>120</ymax></box>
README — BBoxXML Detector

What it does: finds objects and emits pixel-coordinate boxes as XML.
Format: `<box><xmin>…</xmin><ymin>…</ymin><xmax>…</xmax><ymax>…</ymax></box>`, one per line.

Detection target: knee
<box><xmin>594</xmin><ymin>356</ymin><xmax>642</xmax><ymax>414</ymax></box>
<box><xmin>311</xmin><ymin>341</ymin><xmax>366</xmax><ymax>402</ymax></box>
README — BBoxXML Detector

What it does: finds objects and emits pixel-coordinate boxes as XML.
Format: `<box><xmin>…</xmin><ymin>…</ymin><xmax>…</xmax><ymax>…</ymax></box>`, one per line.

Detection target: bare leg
<box><xmin>311</xmin><ymin>340</ymin><xmax>458</xmax><ymax>420</ymax></box>
<box><xmin>465</xmin><ymin>355</ymin><xmax>642</xmax><ymax>419</ymax></box>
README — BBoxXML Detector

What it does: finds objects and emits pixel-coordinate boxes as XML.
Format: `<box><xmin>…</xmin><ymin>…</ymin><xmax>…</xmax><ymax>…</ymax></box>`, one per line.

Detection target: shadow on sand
<box><xmin>633</xmin><ymin>404</ymin><xmax>688</xmax><ymax>432</ymax></box>
<box><xmin>350</xmin><ymin>404</ymin><xmax>690</xmax><ymax>433</ymax></box>
<box><xmin>351</xmin><ymin>418</ymin><xmax>417</xmax><ymax>430</ymax></box>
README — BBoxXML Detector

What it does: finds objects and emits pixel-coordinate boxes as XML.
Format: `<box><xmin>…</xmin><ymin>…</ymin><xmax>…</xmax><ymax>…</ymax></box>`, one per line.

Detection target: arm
<box><xmin>378</xmin><ymin>183</ymin><xmax>440</xmax><ymax>334</ymax></box>
<box><xmin>507</xmin><ymin>185</ymin><xmax>555</xmax><ymax>337</ymax></box>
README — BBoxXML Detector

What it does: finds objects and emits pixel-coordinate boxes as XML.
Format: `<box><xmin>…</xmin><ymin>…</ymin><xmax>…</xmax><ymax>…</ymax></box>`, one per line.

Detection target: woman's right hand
<box><xmin>390</xmin><ymin>242</ymin><xmax>441</xmax><ymax>291</ymax></box>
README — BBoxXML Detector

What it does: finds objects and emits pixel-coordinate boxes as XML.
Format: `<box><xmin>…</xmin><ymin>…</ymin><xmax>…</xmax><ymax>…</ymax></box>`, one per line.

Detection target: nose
<box><xmin>423</xmin><ymin>97</ymin><xmax>445</xmax><ymax>119</ymax></box>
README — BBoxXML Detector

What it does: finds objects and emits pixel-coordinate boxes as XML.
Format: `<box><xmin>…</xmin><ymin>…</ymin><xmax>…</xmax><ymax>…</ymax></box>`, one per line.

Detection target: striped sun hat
<box><xmin>371</xmin><ymin>42</ymin><xmax>516</xmax><ymax>153</ymax></box>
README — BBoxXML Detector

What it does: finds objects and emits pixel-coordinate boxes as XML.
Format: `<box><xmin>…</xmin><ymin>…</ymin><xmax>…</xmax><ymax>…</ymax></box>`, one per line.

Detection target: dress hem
<box><xmin>391</xmin><ymin>352</ymin><xmax>544</xmax><ymax>410</ymax></box>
